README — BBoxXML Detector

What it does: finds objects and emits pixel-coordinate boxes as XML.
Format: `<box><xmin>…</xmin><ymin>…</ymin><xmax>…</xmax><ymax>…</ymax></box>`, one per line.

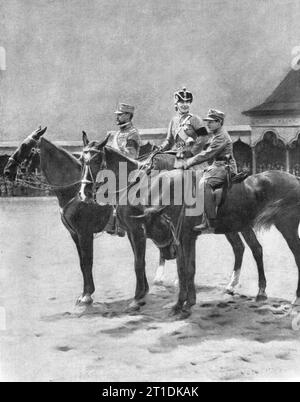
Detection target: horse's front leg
<box><xmin>153</xmin><ymin>252</ymin><xmax>166</xmax><ymax>285</ymax></box>
<box><xmin>171</xmin><ymin>233</ymin><xmax>197</xmax><ymax>319</ymax></box>
<box><xmin>75</xmin><ymin>232</ymin><xmax>95</xmax><ymax>306</ymax></box>
<box><xmin>127</xmin><ymin>227</ymin><xmax>148</xmax><ymax>311</ymax></box>
<box><xmin>170</xmin><ymin>242</ymin><xmax>188</xmax><ymax>316</ymax></box>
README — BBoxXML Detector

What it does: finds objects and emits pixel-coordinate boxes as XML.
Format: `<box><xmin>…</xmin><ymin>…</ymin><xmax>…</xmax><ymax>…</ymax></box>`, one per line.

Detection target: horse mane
<box><xmin>105</xmin><ymin>146</ymin><xmax>141</xmax><ymax>169</ymax></box>
<box><xmin>40</xmin><ymin>137</ymin><xmax>81</xmax><ymax>168</ymax></box>
<box><xmin>40</xmin><ymin>137</ymin><xmax>82</xmax><ymax>189</ymax></box>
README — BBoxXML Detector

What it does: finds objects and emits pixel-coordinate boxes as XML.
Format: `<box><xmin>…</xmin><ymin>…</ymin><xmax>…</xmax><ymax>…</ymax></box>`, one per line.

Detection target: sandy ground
<box><xmin>0</xmin><ymin>197</ymin><xmax>300</xmax><ymax>382</ymax></box>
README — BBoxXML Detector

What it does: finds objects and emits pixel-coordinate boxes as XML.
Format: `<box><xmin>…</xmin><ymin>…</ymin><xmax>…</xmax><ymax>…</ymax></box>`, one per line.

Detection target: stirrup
<box><xmin>193</xmin><ymin>222</ymin><xmax>215</xmax><ymax>234</ymax></box>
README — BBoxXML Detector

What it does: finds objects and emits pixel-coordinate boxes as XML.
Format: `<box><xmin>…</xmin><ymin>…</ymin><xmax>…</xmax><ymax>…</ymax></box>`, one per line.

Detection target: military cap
<box><xmin>174</xmin><ymin>87</ymin><xmax>193</xmax><ymax>103</ymax></box>
<box><xmin>114</xmin><ymin>103</ymin><xmax>135</xmax><ymax>114</ymax></box>
<box><xmin>203</xmin><ymin>109</ymin><xmax>225</xmax><ymax>122</ymax></box>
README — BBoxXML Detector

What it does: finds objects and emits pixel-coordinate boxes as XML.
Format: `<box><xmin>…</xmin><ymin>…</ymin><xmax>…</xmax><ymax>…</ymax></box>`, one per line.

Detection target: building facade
<box><xmin>1</xmin><ymin>67</ymin><xmax>300</xmax><ymax>196</ymax></box>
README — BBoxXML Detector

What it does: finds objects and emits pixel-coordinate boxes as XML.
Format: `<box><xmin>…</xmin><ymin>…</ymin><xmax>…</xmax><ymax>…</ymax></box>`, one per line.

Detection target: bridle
<box><xmin>80</xmin><ymin>145</ymin><xmax>149</xmax><ymax>200</ymax></box>
<box><xmin>145</xmin><ymin>213</ymin><xmax>180</xmax><ymax>249</ymax></box>
<box><xmin>80</xmin><ymin>146</ymin><xmax>107</xmax><ymax>199</ymax></box>
<box><xmin>6</xmin><ymin>136</ymin><xmax>84</xmax><ymax>191</ymax></box>
<box><xmin>8</xmin><ymin>135</ymin><xmax>40</xmax><ymax>169</ymax></box>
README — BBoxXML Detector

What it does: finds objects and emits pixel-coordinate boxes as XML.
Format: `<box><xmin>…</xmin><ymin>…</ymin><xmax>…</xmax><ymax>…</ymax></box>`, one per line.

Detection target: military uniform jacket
<box><xmin>187</xmin><ymin>127</ymin><xmax>237</xmax><ymax>175</ymax></box>
<box><xmin>107</xmin><ymin>122</ymin><xmax>141</xmax><ymax>160</ymax></box>
<box><xmin>162</xmin><ymin>113</ymin><xmax>206</xmax><ymax>152</ymax></box>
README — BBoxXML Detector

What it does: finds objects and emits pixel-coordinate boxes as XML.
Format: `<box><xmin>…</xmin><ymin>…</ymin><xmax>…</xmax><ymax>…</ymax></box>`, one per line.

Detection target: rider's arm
<box><xmin>191</xmin><ymin>132</ymin><xmax>210</xmax><ymax>156</ymax></box>
<box><xmin>186</xmin><ymin>133</ymin><xmax>228</xmax><ymax>168</ymax></box>
<box><xmin>189</xmin><ymin>115</ymin><xmax>208</xmax><ymax>138</ymax></box>
<box><xmin>126</xmin><ymin>129</ymin><xmax>141</xmax><ymax>160</ymax></box>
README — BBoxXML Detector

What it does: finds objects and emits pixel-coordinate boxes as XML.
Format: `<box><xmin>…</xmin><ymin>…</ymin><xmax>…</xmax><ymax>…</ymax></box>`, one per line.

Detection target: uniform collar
<box><xmin>118</xmin><ymin>121</ymin><xmax>133</xmax><ymax>131</ymax></box>
<box><xmin>178</xmin><ymin>111</ymin><xmax>191</xmax><ymax>118</ymax></box>
<box><xmin>212</xmin><ymin>126</ymin><xmax>224</xmax><ymax>135</ymax></box>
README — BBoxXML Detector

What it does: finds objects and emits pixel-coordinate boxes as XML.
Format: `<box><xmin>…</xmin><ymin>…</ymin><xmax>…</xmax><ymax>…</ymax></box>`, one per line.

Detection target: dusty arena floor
<box><xmin>0</xmin><ymin>197</ymin><xmax>300</xmax><ymax>382</ymax></box>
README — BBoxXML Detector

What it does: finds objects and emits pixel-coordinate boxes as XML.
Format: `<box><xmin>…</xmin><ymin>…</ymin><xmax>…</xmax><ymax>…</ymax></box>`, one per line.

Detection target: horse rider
<box><xmin>107</xmin><ymin>102</ymin><xmax>141</xmax><ymax>159</ymax></box>
<box><xmin>105</xmin><ymin>102</ymin><xmax>141</xmax><ymax>236</ymax></box>
<box><xmin>178</xmin><ymin>109</ymin><xmax>237</xmax><ymax>234</ymax></box>
<box><xmin>159</xmin><ymin>87</ymin><xmax>208</xmax><ymax>158</ymax></box>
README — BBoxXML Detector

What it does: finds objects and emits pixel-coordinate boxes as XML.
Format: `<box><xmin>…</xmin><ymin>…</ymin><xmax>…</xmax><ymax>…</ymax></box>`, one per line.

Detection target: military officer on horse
<box><xmin>159</xmin><ymin>87</ymin><xmax>208</xmax><ymax>157</ymax></box>
<box><xmin>105</xmin><ymin>102</ymin><xmax>141</xmax><ymax>235</ymax></box>
<box><xmin>107</xmin><ymin>102</ymin><xmax>141</xmax><ymax>159</ymax></box>
<box><xmin>182</xmin><ymin>109</ymin><xmax>237</xmax><ymax>233</ymax></box>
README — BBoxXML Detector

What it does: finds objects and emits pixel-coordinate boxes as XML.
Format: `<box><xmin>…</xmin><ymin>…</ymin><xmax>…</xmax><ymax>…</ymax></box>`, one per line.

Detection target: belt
<box><xmin>215</xmin><ymin>156</ymin><xmax>232</xmax><ymax>162</ymax></box>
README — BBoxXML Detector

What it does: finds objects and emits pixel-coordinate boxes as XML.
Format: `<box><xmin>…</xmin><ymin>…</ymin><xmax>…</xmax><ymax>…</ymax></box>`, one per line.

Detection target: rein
<box><xmin>83</xmin><ymin>146</ymin><xmax>158</xmax><ymax>199</ymax></box>
<box><xmin>14</xmin><ymin>176</ymin><xmax>82</xmax><ymax>191</ymax></box>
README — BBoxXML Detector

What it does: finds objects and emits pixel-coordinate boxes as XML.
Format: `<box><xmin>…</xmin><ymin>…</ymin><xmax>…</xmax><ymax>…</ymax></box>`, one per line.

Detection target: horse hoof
<box><xmin>76</xmin><ymin>294</ymin><xmax>93</xmax><ymax>306</ymax></box>
<box><xmin>178</xmin><ymin>308</ymin><xmax>192</xmax><ymax>320</ymax></box>
<box><xmin>255</xmin><ymin>293</ymin><xmax>268</xmax><ymax>303</ymax></box>
<box><xmin>292</xmin><ymin>314</ymin><xmax>300</xmax><ymax>331</ymax></box>
<box><xmin>127</xmin><ymin>299</ymin><xmax>145</xmax><ymax>312</ymax></box>
<box><xmin>169</xmin><ymin>304</ymin><xmax>182</xmax><ymax>317</ymax></box>
<box><xmin>225</xmin><ymin>287</ymin><xmax>235</xmax><ymax>296</ymax></box>
<box><xmin>292</xmin><ymin>297</ymin><xmax>300</xmax><ymax>307</ymax></box>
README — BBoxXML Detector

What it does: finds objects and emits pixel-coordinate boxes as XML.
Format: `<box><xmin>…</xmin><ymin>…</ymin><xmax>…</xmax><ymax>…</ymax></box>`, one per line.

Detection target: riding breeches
<box><xmin>201</xmin><ymin>163</ymin><xmax>229</xmax><ymax>220</ymax></box>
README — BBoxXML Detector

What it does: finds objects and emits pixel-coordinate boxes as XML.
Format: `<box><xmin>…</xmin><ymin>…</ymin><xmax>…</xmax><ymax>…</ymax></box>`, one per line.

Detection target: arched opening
<box><xmin>233</xmin><ymin>139</ymin><xmax>252</xmax><ymax>173</ymax></box>
<box><xmin>255</xmin><ymin>131</ymin><xmax>286</xmax><ymax>172</ymax></box>
<box><xmin>289</xmin><ymin>133</ymin><xmax>300</xmax><ymax>175</ymax></box>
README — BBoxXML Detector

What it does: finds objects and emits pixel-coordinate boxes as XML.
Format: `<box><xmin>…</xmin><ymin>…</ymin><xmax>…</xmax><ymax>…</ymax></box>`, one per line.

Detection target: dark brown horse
<box><xmin>140</xmin><ymin>168</ymin><xmax>300</xmax><ymax>317</ymax></box>
<box><xmin>78</xmin><ymin>137</ymin><xmax>269</xmax><ymax>312</ymax></box>
<box><xmin>4</xmin><ymin>127</ymin><xmax>112</xmax><ymax>306</ymax></box>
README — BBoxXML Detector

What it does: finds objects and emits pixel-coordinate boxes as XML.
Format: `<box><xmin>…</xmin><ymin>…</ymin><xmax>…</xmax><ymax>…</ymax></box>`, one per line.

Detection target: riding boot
<box><xmin>193</xmin><ymin>183</ymin><xmax>217</xmax><ymax>233</ymax></box>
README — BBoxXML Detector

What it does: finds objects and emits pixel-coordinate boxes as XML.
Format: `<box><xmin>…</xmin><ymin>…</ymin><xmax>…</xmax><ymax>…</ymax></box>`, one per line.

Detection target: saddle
<box><xmin>213</xmin><ymin>169</ymin><xmax>249</xmax><ymax>207</ymax></box>
<box><xmin>142</xmin><ymin>151</ymin><xmax>249</xmax><ymax>208</ymax></box>
<box><xmin>144</xmin><ymin>151</ymin><xmax>177</xmax><ymax>171</ymax></box>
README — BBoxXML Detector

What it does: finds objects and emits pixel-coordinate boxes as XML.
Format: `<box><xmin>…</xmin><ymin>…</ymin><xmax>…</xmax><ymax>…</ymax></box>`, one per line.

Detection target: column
<box><xmin>286</xmin><ymin>148</ymin><xmax>290</xmax><ymax>173</ymax></box>
<box><xmin>251</xmin><ymin>147</ymin><xmax>256</xmax><ymax>174</ymax></box>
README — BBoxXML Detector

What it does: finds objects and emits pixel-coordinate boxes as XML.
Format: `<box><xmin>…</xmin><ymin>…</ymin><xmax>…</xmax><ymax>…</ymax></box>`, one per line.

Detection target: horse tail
<box><xmin>255</xmin><ymin>184</ymin><xmax>300</xmax><ymax>230</ymax></box>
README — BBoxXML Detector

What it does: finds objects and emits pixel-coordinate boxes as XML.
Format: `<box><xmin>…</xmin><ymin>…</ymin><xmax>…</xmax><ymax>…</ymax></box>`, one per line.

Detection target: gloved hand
<box><xmin>174</xmin><ymin>159</ymin><xmax>187</xmax><ymax>170</ymax></box>
<box><xmin>176</xmin><ymin>150</ymin><xmax>193</xmax><ymax>159</ymax></box>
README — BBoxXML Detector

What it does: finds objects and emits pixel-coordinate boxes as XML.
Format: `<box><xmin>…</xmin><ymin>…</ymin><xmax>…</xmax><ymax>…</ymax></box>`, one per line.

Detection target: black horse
<box><xmin>4</xmin><ymin>127</ymin><xmax>112</xmax><ymax>305</ymax></box>
<box><xmin>78</xmin><ymin>136</ymin><xmax>270</xmax><ymax>312</ymax></box>
<box><xmin>140</xmin><ymin>167</ymin><xmax>300</xmax><ymax>317</ymax></box>
<box><xmin>4</xmin><ymin>127</ymin><xmax>170</xmax><ymax>309</ymax></box>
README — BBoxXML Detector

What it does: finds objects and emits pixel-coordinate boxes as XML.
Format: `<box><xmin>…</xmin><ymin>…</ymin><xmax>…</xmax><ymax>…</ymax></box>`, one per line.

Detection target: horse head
<box><xmin>133</xmin><ymin>206</ymin><xmax>178</xmax><ymax>260</ymax></box>
<box><xmin>4</xmin><ymin>126</ymin><xmax>47</xmax><ymax>181</ymax></box>
<box><xmin>79</xmin><ymin>131</ymin><xmax>109</xmax><ymax>203</ymax></box>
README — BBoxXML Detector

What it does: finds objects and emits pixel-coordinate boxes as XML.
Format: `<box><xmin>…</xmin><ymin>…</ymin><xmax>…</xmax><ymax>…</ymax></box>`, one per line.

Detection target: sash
<box><xmin>173</xmin><ymin>114</ymin><xmax>192</xmax><ymax>144</ymax></box>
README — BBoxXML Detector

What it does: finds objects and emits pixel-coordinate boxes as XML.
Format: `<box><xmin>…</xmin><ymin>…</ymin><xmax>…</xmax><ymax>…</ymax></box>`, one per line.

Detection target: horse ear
<box><xmin>130</xmin><ymin>214</ymin><xmax>146</xmax><ymax>221</ymax></box>
<box><xmin>131</xmin><ymin>206</ymin><xmax>167</xmax><ymax>221</ymax></box>
<box><xmin>82</xmin><ymin>131</ymin><xmax>89</xmax><ymax>147</ymax></box>
<box><xmin>99</xmin><ymin>133</ymin><xmax>111</xmax><ymax>148</ymax></box>
<box><xmin>36</xmin><ymin>126</ymin><xmax>47</xmax><ymax>139</ymax></box>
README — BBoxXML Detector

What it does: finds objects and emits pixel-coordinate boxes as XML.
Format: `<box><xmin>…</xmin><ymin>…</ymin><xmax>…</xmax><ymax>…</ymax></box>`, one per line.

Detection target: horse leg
<box><xmin>224</xmin><ymin>232</ymin><xmax>245</xmax><ymax>295</ymax></box>
<box><xmin>241</xmin><ymin>228</ymin><xmax>267</xmax><ymax>302</ymax></box>
<box><xmin>127</xmin><ymin>228</ymin><xmax>149</xmax><ymax>310</ymax></box>
<box><xmin>75</xmin><ymin>232</ymin><xmax>95</xmax><ymax>306</ymax></box>
<box><xmin>61</xmin><ymin>214</ymin><xmax>94</xmax><ymax>306</ymax></box>
<box><xmin>171</xmin><ymin>234</ymin><xmax>196</xmax><ymax>318</ymax></box>
<box><xmin>184</xmin><ymin>235</ymin><xmax>197</xmax><ymax>316</ymax></box>
<box><xmin>170</xmin><ymin>242</ymin><xmax>188</xmax><ymax>316</ymax></box>
<box><xmin>275</xmin><ymin>219</ymin><xmax>300</xmax><ymax>306</ymax></box>
<box><xmin>153</xmin><ymin>252</ymin><xmax>166</xmax><ymax>285</ymax></box>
